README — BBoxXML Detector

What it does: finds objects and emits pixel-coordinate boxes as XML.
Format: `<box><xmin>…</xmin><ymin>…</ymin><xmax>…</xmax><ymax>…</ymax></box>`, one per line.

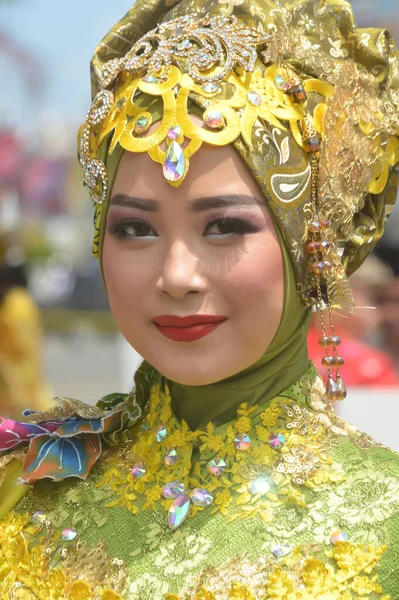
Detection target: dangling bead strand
<box><xmin>306</xmin><ymin>153</ymin><xmax>347</xmax><ymax>402</ymax></box>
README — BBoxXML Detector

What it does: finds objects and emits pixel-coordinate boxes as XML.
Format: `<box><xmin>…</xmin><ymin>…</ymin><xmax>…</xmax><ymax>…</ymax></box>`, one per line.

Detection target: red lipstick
<box><xmin>152</xmin><ymin>315</ymin><xmax>227</xmax><ymax>342</ymax></box>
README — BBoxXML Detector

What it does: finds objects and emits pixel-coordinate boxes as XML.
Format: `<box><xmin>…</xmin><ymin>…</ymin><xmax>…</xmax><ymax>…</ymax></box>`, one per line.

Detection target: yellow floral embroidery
<box><xmin>97</xmin><ymin>369</ymin><xmax>359</xmax><ymax>527</ymax></box>
<box><xmin>0</xmin><ymin>512</ymin><xmax>125</xmax><ymax>600</ymax></box>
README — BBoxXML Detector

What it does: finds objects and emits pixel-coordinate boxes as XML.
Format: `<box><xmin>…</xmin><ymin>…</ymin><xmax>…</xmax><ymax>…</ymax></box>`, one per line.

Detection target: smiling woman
<box><xmin>103</xmin><ymin>142</ymin><xmax>285</xmax><ymax>389</ymax></box>
<box><xmin>1</xmin><ymin>0</ymin><xmax>399</xmax><ymax>598</ymax></box>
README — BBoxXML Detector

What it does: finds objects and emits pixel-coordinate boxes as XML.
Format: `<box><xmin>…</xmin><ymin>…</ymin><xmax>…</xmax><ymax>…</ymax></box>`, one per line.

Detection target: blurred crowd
<box><xmin>0</xmin><ymin>0</ymin><xmax>399</xmax><ymax>419</ymax></box>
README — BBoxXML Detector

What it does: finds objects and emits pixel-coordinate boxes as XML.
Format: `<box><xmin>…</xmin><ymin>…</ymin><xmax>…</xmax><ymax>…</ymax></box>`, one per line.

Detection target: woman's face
<box><xmin>103</xmin><ymin>141</ymin><xmax>284</xmax><ymax>385</ymax></box>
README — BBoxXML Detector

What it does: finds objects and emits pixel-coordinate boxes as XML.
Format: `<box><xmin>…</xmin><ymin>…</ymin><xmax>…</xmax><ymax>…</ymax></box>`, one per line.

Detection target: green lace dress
<box><xmin>0</xmin><ymin>365</ymin><xmax>399</xmax><ymax>599</ymax></box>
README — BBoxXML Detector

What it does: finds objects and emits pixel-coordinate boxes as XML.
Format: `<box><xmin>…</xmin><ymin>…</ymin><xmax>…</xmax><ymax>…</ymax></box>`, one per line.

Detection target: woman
<box><xmin>1</xmin><ymin>0</ymin><xmax>399</xmax><ymax>597</ymax></box>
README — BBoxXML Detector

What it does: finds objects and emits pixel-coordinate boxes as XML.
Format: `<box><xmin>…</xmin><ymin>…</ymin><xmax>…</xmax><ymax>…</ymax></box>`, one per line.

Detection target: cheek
<box><xmin>102</xmin><ymin>238</ymin><xmax>151</xmax><ymax>316</ymax></box>
<box><xmin>222</xmin><ymin>232</ymin><xmax>284</xmax><ymax>313</ymax></box>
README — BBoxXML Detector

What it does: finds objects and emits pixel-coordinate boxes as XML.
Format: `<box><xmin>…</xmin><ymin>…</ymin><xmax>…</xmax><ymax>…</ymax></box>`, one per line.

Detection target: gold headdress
<box><xmin>79</xmin><ymin>0</ymin><xmax>399</xmax><ymax>400</ymax></box>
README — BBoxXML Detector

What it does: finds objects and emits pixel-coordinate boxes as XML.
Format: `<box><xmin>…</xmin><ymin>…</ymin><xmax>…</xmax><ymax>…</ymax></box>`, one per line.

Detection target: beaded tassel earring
<box><xmin>306</xmin><ymin>151</ymin><xmax>347</xmax><ymax>402</ymax></box>
<box><xmin>274</xmin><ymin>67</ymin><xmax>347</xmax><ymax>401</ymax></box>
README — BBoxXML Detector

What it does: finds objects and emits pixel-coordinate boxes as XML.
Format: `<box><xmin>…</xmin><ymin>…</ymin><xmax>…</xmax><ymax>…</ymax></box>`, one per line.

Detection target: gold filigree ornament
<box><xmin>78</xmin><ymin>14</ymin><xmax>330</xmax><ymax>204</ymax></box>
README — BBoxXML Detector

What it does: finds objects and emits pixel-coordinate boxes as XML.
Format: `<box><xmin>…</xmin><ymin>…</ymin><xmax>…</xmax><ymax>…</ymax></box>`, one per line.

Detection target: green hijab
<box><xmin>99</xmin><ymin>143</ymin><xmax>311</xmax><ymax>431</ymax></box>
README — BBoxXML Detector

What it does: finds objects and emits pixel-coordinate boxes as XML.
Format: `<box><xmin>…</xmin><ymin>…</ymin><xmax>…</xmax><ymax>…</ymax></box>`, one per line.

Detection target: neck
<box><xmin>168</xmin><ymin>313</ymin><xmax>311</xmax><ymax>430</ymax></box>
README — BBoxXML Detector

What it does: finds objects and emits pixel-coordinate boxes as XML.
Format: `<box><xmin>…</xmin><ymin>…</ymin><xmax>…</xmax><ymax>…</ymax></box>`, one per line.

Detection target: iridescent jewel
<box><xmin>289</xmin><ymin>83</ymin><xmax>307</xmax><ymax>103</ymax></box>
<box><xmin>131</xmin><ymin>461</ymin><xmax>146</xmax><ymax>479</ymax></box>
<box><xmin>249</xmin><ymin>478</ymin><xmax>271</xmax><ymax>495</ymax></box>
<box><xmin>117</xmin><ymin>98</ymin><xmax>126</xmax><ymax>109</ymax></box>
<box><xmin>322</xmin><ymin>356</ymin><xmax>344</xmax><ymax>368</ymax></box>
<box><xmin>308</xmin><ymin>219</ymin><xmax>330</xmax><ymax>233</ymax></box>
<box><xmin>303</xmin><ymin>134</ymin><xmax>321</xmax><ymax>153</ymax></box>
<box><xmin>141</xmin><ymin>423</ymin><xmax>149</xmax><ymax>433</ymax></box>
<box><xmin>134</xmin><ymin>115</ymin><xmax>149</xmax><ymax>134</ymax></box>
<box><xmin>272</xmin><ymin>543</ymin><xmax>291</xmax><ymax>558</ymax></box>
<box><xmin>167</xmin><ymin>125</ymin><xmax>182</xmax><ymax>140</ymax></box>
<box><xmin>191</xmin><ymin>488</ymin><xmax>214</xmax><ymax>507</ymax></box>
<box><xmin>168</xmin><ymin>494</ymin><xmax>191</xmax><ymax>530</ymax></box>
<box><xmin>164</xmin><ymin>448</ymin><xmax>178</xmax><ymax>466</ymax></box>
<box><xmin>177</xmin><ymin>39</ymin><xmax>192</xmax><ymax>51</ymax></box>
<box><xmin>207</xmin><ymin>458</ymin><xmax>226</xmax><ymax>477</ymax></box>
<box><xmin>202</xmin><ymin>82</ymin><xmax>220</xmax><ymax>94</ymax></box>
<box><xmin>241</xmin><ymin>49</ymin><xmax>250</xmax><ymax>57</ymax></box>
<box><xmin>32</xmin><ymin>511</ymin><xmax>46</xmax><ymax>524</ymax></box>
<box><xmin>162</xmin><ymin>481</ymin><xmax>186</xmax><ymax>499</ymax></box>
<box><xmin>268</xmin><ymin>432</ymin><xmax>286</xmax><ymax>450</ymax></box>
<box><xmin>234</xmin><ymin>433</ymin><xmax>251</xmax><ymax>450</ymax></box>
<box><xmin>61</xmin><ymin>527</ymin><xmax>77</xmax><ymax>542</ymax></box>
<box><xmin>164</xmin><ymin>141</ymin><xmax>185</xmax><ymax>182</ymax></box>
<box><xmin>274</xmin><ymin>75</ymin><xmax>291</xmax><ymax>92</ymax></box>
<box><xmin>205</xmin><ymin>110</ymin><xmax>225</xmax><ymax>129</ymax></box>
<box><xmin>143</xmin><ymin>75</ymin><xmax>159</xmax><ymax>83</ymax></box>
<box><xmin>155</xmin><ymin>425</ymin><xmax>167</xmax><ymax>442</ymax></box>
<box><xmin>331</xmin><ymin>530</ymin><xmax>349</xmax><ymax>545</ymax></box>
<box><xmin>247</xmin><ymin>90</ymin><xmax>262</xmax><ymax>106</ymax></box>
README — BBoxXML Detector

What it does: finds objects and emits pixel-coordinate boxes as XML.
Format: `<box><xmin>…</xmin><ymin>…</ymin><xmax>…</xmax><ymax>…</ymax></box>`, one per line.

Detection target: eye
<box><xmin>204</xmin><ymin>217</ymin><xmax>259</xmax><ymax>238</ymax></box>
<box><xmin>108</xmin><ymin>219</ymin><xmax>158</xmax><ymax>240</ymax></box>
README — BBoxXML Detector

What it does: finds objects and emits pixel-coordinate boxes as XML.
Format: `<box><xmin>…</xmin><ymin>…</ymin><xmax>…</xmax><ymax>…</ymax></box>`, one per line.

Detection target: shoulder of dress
<box><xmin>326</xmin><ymin>407</ymin><xmax>399</xmax><ymax>465</ymax></box>
<box><xmin>0</xmin><ymin>391</ymin><xmax>143</xmax><ymax>488</ymax></box>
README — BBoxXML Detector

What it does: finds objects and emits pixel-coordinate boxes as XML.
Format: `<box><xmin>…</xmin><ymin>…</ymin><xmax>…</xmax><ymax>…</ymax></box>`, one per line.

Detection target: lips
<box><xmin>152</xmin><ymin>315</ymin><xmax>227</xmax><ymax>342</ymax></box>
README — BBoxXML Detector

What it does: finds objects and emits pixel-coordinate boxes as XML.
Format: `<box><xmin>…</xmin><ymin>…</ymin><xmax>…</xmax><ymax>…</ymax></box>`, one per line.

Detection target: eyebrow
<box><xmin>110</xmin><ymin>193</ymin><xmax>262</xmax><ymax>211</ymax></box>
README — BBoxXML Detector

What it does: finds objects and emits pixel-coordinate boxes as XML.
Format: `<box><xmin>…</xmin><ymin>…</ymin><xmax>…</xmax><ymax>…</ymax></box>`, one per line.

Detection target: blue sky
<box><xmin>1</xmin><ymin>0</ymin><xmax>134</xmax><ymax>127</ymax></box>
<box><xmin>0</xmin><ymin>0</ymin><xmax>397</xmax><ymax>128</ymax></box>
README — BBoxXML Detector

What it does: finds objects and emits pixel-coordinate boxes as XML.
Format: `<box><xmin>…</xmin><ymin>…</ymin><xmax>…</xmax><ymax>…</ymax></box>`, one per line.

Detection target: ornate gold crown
<box><xmin>79</xmin><ymin>14</ymin><xmax>330</xmax><ymax>203</ymax></box>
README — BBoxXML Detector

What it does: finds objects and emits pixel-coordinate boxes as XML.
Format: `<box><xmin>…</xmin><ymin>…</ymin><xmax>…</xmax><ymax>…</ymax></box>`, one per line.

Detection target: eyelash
<box><xmin>108</xmin><ymin>217</ymin><xmax>260</xmax><ymax>240</ymax></box>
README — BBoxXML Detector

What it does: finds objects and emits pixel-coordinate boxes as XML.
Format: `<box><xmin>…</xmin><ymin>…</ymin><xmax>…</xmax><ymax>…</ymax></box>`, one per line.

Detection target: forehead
<box><xmin>112</xmin><ymin>141</ymin><xmax>263</xmax><ymax>203</ymax></box>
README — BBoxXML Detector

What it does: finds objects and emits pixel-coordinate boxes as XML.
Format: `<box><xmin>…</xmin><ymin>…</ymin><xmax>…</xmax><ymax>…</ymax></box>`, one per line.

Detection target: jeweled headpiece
<box><xmin>79</xmin><ymin>0</ymin><xmax>399</xmax><ymax>400</ymax></box>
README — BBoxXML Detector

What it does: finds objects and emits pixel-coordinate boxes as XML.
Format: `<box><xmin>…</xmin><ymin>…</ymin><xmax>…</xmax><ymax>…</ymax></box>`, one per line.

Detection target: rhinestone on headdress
<box><xmin>164</xmin><ymin>141</ymin><xmax>185</xmax><ymax>182</ymax></box>
<box><xmin>205</xmin><ymin>110</ymin><xmax>225</xmax><ymax>129</ymax></box>
<box><xmin>142</xmin><ymin>75</ymin><xmax>159</xmax><ymax>83</ymax></box>
<box><xmin>134</xmin><ymin>115</ymin><xmax>150</xmax><ymax>135</ymax></box>
<box><xmin>202</xmin><ymin>82</ymin><xmax>221</xmax><ymax>94</ymax></box>
<box><xmin>167</xmin><ymin>125</ymin><xmax>182</xmax><ymax>140</ymax></box>
<box><xmin>247</xmin><ymin>90</ymin><xmax>262</xmax><ymax>106</ymax></box>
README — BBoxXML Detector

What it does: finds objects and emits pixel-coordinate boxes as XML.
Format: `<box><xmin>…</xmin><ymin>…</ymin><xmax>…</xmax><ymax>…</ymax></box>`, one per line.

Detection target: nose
<box><xmin>156</xmin><ymin>240</ymin><xmax>207</xmax><ymax>300</ymax></box>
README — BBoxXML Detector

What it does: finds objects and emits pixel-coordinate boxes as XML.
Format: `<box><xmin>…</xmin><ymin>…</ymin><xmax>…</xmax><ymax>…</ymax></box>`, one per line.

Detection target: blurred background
<box><xmin>0</xmin><ymin>0</ymin><xmax>398</xmax><ymax>448</ymax></box>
